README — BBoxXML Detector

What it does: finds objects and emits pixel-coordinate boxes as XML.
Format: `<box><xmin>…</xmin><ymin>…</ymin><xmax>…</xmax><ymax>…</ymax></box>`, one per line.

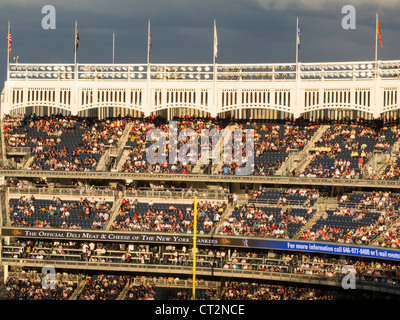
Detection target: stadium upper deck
<box><xmin>3</xmin><ymin>59</ymin><xmax>400</xmax><ymax>120</ymax></box>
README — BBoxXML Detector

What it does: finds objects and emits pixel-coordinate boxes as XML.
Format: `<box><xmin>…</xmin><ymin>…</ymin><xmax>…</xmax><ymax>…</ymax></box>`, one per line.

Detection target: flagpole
<box><xmin>296</xmin><ymin>17</ymin><xmax>299</xmax><ymax>67</ymax></box>
<box><xmin>6</xmin><ymin>20</ymin><xmax>10</xmax><ymax>116</ymax></box>
<box><xmin>213</xmin><ymin>19</ymin><xmax>217</xmax><ymax>65</ymax></box>
<box><xmin>295</xmin><ymin>17</ymin><xmax>300</xmax><ymax>119</ymax></box>
<box><xmin>147</xmin><ymin>19</ymin><xmax>151</xmax><ymax>118</ymax></box>
<box><xmin>213</xmin><ymin>19</ymin><xmax>217</xmax><ymax>118</ymax></box>
<box><xmin>74</xmin><ymin>20</ymin><xmax>77</xmax><ymax>65</ymax></box>
<box><xmin>74</xmin><ymin>20</ymin><xmax>78</xmax><ymax>116</ymax></box>
<box><xmin>7</xmin><ymin>21</ymin><xmax>10</xmax><ymax>83</ymax></box>
<box><xmin>113</xmin><ymin>32</ymin><xmax>115</xmax><ymax>64</ymax></box>
<box><xmin>147</xmin><ymin>19</ymin><xmax>150</xmax><ymax>65</ymax></box>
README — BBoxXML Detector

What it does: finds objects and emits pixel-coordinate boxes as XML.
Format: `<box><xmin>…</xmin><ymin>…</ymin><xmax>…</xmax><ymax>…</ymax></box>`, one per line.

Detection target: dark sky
<box><xmin>1</xmin><ymin>0</ymin><xmax>399</xmax><ymax>86</ymax></box>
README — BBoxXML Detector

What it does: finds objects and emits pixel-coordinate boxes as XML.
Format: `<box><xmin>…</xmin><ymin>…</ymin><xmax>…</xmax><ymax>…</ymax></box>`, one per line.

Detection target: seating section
<box><xmin>3</xmin><ymin>115</ymin><xmax>125</xmax><ymax>171</ymax></box>
<box><xmin>9</xmin><ymin>195</ymin><xmax>113</xmax><ymax>229</ymax></box>
<box><xmin>220</xmin><ymin>281</ymin><xmax>389</xmax><ymax>300</ymax></box>
<box><xmin>249</xmin><ymin>188</ymin><xmax>319</xmax><ymax>206</ymax></box>
<box><xmin>221</xmin><ymin>122</ymin><xmax>319</xmax><ymax>176</ymax></box>
<box><xmin>339</xmin><ymin>191</ymin><xmax>400</xmax><ymax>210</ymax></box>
<box><xmin>77</xmin><ymin>274</ymin><xmax>127</xmax><ymax>300</ymax></box>
<box><xmin>5</xmin><ymin>275</ymin><xmax>77</xmax><ymax>300</ymax></box>
<box><xmin>5</xmin><ymin>115</ymin><xmax>400</xmax><ymax>180</ymax></box>
<box><xmin>301</xmin><ymin>206</ymin><xmax>400</xmax><ymax>244</ymax></box>
<box><xmin>299</xmin><ymin>124</ymin><xmax>399</xmax><ymax>178</ymax></box>
<box><xmin>122</xmin><ymin>117</ymin><xmax>226</xmax><ymax>174</ymax></box>
<box><xmin>110</xmin><ymin>199</ymin><xmax>226</xmax><ymax>234</ymax></box>
<box><xmin>219</xmin><ymin>203</ymin><xmax>315</xmax><ymax>238</ymax></box>
<box><xmin>4</xmin><ymin>241</ymin><xmax>400</xmax><ymax>297</ymax></box>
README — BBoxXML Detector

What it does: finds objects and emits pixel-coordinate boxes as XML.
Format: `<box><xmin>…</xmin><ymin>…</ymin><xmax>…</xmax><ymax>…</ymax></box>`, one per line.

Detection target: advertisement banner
<box><xmin>3</xmin><ymin>227</ymin><xmax>400</xmax><ymax>261</ymax></box>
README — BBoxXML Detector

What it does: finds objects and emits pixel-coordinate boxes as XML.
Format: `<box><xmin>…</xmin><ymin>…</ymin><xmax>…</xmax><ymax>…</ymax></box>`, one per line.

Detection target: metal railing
<box><xmin>7</xmin><ymin>270</ymin><xmax>80</xmax><ymax>283</ymax></box>
<box><xmin>125</xmin><ymin>188</ymin><xmax>228</xmax><ymax>201</ymax></box>
<box><xmin>3</xmin><ymin>257</ymin><xmax>400</xmax><ymax>295</ymax></box>
<box><xmin>3</xmin><ymin>169</ymin><xmax>400</xmax><ymax>189</ymax></box>
<box><xmin>5</xmin><ymin>147</ymin><xmax>31</xmax><ymax>155</ymax></box>
<box><xmin>131</xmin><ymin>276</ymin><xmax>220</xmax><ymax>290</ymax></box>
<box><xmin>8</xmin><ymin>185</ymin><xmax>116</xmax><ymax>198</ymax></box>
<box><xmin>247</xmin><ymin>198</ymin><xmax>312</xmax><ymax>206</ymax></box>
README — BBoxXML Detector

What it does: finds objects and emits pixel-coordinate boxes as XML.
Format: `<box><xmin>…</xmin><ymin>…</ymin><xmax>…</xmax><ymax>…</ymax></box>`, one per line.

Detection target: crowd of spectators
<box><xmin>300</xmin><ymin>206</ymin><xmax>399</xmax><ymax>244</ymax></box>
<box><xmin>5</xmin><ymin>274</ymin><xmax>76</xmax><ymax>300</ymax></box>
<box><xmin>4</xmin><ymin>238</ymin><xmax>400</xmax><ymax>295</ymax></box>
<box><xmin>297</xmin><ymin>123</ymin><xmax>399</xmax><ymax>179</ymax></box>
<box><xmin>3</xmin><ymin>114</ymin><xmax>126</xmax><ymax>171</ymax></box>
<box><xmin>125</xmin><ymin>282</ymin><xmax>156</xmax><ymax>300</ymax></box>
<box><xmin>77</xmin><ymin>274</ymin><xmax>127</xmax><ymax>300</ymax></box>
<box><xmin>249</xmin><ymin>187</ymin><xmax>319</xmax><ymax>206</ymax></box>
<box><xmin>219</xmin><ymin>281</ymin><xmax>342</xmax><ymax>300</ymax></box>
<box><xmin>218</xmin><ymin>202</ymin><xmax>314</xmax><ymax>238</ymax></box>
<box><xmin>340</xmin><ymin>191</ymin><xmax>400</xmax><ymax>211</ymax></box>
<box><xmin>110</xmin><ymin>199</ymin><xmax>226</xmax><ymax>234</ymax></box>
<box><xmin>219</xmin><ymin>121</ymin><xmax>318</xmax><ymax>176</ymax></box>
<box><xmin>9</xmin><ymin>195</ymin><xmax>112</xmax><ymax>230</ymax></box>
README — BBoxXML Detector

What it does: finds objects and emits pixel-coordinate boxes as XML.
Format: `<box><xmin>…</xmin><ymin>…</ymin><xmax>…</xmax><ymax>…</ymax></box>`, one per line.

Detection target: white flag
<box><xmin>214</xmin><ymin>20</ymin><xmax>218</xmax><ymax>59</ymax></box>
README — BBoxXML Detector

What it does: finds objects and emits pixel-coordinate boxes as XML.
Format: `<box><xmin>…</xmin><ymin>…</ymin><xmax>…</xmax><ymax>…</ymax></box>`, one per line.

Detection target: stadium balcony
<box><xmin>295</xmin><ymin>123</ymin><xmax>400</xmax><ymax>179</ymax></box>
<box><xmin>3</xmin><ymin>240</ymin><xmax>400</xmax><ymax>298</ymax></box>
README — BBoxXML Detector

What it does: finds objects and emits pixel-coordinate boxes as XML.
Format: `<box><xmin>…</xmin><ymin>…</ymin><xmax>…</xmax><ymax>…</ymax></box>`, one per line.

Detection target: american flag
<box><xmin>7</xmin><ymin>28</ymin><xmax>12</xmax><ymax>54</ymax></box>
<box><xmin>74</xmin><ymin>23</ymin><xmax>79</xmax><ymax>53</ymax></box>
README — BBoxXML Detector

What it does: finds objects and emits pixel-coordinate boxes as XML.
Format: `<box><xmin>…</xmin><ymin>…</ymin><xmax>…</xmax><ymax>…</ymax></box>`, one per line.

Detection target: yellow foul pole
<box><xmin>192</xmin><ymin>196</ymin><xmax>197</xmax><ymax>300</ymax></box>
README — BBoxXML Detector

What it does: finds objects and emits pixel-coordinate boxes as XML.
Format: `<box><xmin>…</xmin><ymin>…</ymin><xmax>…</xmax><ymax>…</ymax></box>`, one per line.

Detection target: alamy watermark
<box><xmin>341</xmin><ymin>265</ymin><xmax>356</xmax><ymax>290</ymax></box>
<box><xmin>342</xmin><ymin>5</ymin><xmax>356</xmax><ymax>30</ymax></box>
<box><xmin>146</xmin><ymin>121</ymin><xmax>255</xmax><ymax>175</ymax></box>
<box><xmin>41</xmin><ymin>265</ymin><xmax>56</xmax><ymax>289</ymax></box>
<box><xmin>41</xmin><ymin>5</ymin><xmax>56</xmax><ymax>30</ymax></box>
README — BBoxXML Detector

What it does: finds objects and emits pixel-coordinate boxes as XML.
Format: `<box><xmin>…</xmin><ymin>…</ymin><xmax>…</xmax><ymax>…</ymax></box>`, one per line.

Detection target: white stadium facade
<box><xmin>3</xmin><ymin>59</ymin><xmax>400</xmax><ymax>120</ymax></box>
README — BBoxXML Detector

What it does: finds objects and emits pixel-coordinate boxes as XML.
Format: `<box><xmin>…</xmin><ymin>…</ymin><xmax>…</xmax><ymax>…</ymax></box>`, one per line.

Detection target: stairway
<box><xmin>212</xmin><ymin>125</ymin><xmax>237</xmax><ymax>174</ymax></box>
<box><xmin>96</xmin><ymin>121</ymin><xmax>134</xmax><ymax>171</ymax></box>
<box><xmin>363</xmin><ymin>151</ymin><xmax>386</xmax><ymax>177</ymax></box>
<box><xmin>276</xmin><ymin>124</ymin><xmax>330</xmax><ymax>176</ymax></box>
<box><xmin>69</xmin><ymin>277</ymin><xmax>87</xmax><ymax>300</ymax></box>
<box><xmin>105</xmin><ymin>197</ymin><xmax>123</xmax><ymax>230</ymax></box>
<box><xmin>116</xmin><ymin>278</ymin><xmax>131</xmax><ymax>300</ymax></box>
<box><xmin>370</xmin><ymin>216</ymin><xmax>400</xmax><ymax>246</ymax></box>
<box><xmin>211</xmin><ymin>204</ymin><xmax>235</xmax><ymax>235</ymax></box>
<box><xmin>293</xmin><ymin>196</ymin><xmax>337</xmax><ymax>239</ymax></box>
